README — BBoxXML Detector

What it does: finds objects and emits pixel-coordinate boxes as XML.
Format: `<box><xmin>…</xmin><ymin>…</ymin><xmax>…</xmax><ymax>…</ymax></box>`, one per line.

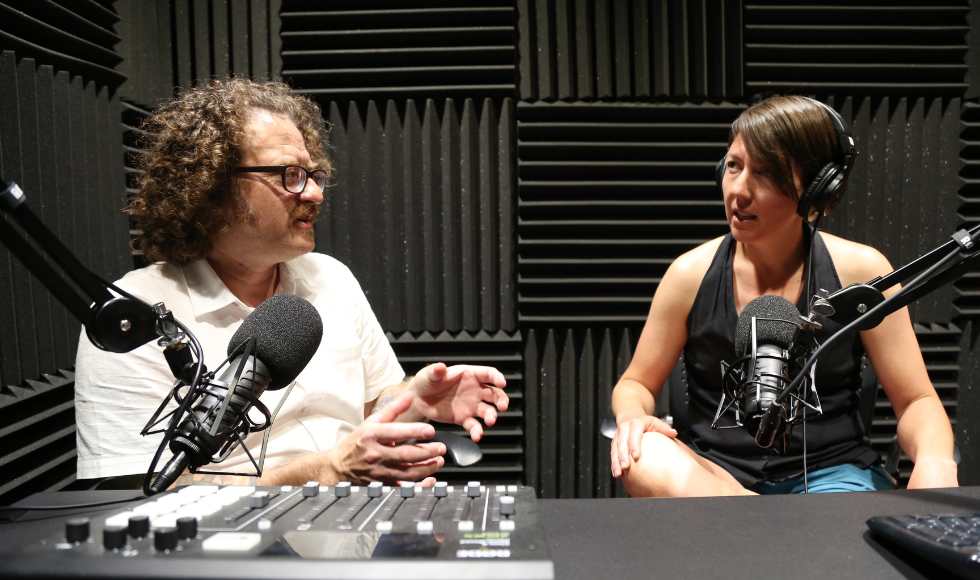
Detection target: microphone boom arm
<box><xmin>0</xmin><ymin>179</ymin><xmax>159</xmax><ymax>353</ymax></box>
<box><xmin>756</xmin><ymin>226</ymin><xmax>978</xmax><ymax>447</ymax></box>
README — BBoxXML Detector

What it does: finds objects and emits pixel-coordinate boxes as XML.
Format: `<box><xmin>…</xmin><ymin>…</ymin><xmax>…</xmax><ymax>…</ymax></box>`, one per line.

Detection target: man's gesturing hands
<box><xmin>327</xmin><ymin>390</ymin><xmax>444</xmax><ymax>485</ymax></box>
<box><xmin>409</xmin><ymin>363</ymin><xmax>508</xmax><ymax>442</ymax></box>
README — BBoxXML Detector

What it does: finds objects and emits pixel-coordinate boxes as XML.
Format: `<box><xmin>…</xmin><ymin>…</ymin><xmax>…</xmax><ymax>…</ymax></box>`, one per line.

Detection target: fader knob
<box><xmin>154</xmin><ymin>526</ymin><xmax>178</xmax><ymax>551</ymax></box>
<box><xmin>401</xmin><ymin>482</ymin><xmax>415</xmax><ymax>498</ymax></box>
<box><xmin>500</xmin><ymin>495</ymin><xmax>515</xmax><ymax>516</ymax></box>
<box><xmin>467</xmin><ymin>481</ymin><xmax>481</xmax><ymax>498</ymax></box>
<box><xmin>367</xmin><ymin>482</ymin><xmax>383</xmax><ymax>498</ymax></box>
<box><xmin>303</xmin><ymin>481</ymin><xmax>320</xmax><ymax>498</ymax></box>
<box><xmin>176</xmin><ymin>517</ymin><xmax>197</xmax><ymax>540</ymax></box>
<box><xmin>103</xmin><ymin>525</ymin><xmax>127</xmax><ymax>550</ymax></box>
<box><xmin>434</xmin><ymin>481</ymin><xmax>448</xmax><ymax>498</ymax></box>
<box><xmin>335</xmin><ymin>482</ymin><xmax>351</xmax><ymax>497</ymax></box>
<box><xmin>128</xmin><ymin>515</ymin><xmax>150</xmax><ymax>539</ymax></box>
<box><xmin>65</xmin><ymin>518</ymin><xmax>90</xmax><ymax>543</ymax></box>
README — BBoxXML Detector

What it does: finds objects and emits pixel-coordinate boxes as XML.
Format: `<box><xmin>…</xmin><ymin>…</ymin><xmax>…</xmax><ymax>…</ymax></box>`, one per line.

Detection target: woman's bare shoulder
<box><xmin>820</xmin><ymin>231</ymin><xmax>894</xmax><ymax>287</ymax></box>
<box><xmin>665</xmin><ymin>236</ymin><xmax>726</xmax><ymax>291</ymax></box>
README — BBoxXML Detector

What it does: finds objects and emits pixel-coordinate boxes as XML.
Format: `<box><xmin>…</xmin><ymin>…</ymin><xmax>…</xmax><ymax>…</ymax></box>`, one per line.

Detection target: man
<box><xmin>74</xmin><ymin>78</ymin><xmax>508</xmax><ymax>487</ymax></box>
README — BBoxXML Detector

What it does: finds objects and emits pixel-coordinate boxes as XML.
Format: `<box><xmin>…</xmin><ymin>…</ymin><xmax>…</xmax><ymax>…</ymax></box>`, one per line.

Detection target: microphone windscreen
<box><xmin>227</xmin><ymin>294</ymin><xmax>323</xmax><ymax>391</ymax></box>
<box><xmin>735</xmin><ymin>295</ymin><xmax>799</xmax><ymax>355</ymax></box>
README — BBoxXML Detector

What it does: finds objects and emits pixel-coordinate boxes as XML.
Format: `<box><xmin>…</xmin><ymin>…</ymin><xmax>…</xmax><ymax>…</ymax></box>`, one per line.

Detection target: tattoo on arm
<box><xmin>371</xmin><ymin>386</ymin><xmax>404</xmax><ymax>415</ymax></box>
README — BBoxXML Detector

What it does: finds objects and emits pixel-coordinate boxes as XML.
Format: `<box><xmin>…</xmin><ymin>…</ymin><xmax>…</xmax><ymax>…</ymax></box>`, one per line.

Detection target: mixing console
<box><xmin>1</xmin><ymin>481</ymin><xmax>553</xmax><ymax>580</ymax></box>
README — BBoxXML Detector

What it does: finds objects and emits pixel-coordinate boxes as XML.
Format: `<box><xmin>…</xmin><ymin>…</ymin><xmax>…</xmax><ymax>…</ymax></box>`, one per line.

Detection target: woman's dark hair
<box><xmin>128</xmin><ymin>78</ymin><xmax>331</xmax><ymax>263</ymax></box>
<box><xmin>729</xmin><ymin>95</ymin><xmax>839</xmax><ymax>202</ymax></box>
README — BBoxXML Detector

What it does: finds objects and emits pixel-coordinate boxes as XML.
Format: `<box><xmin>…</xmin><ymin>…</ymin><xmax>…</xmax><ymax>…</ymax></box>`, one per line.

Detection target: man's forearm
<box><xmin>171</xmin><ymin>452</ymin><xmax>340</xmax><ymax>488</ymax></box>
<box><xmin>370</xmin><ymin>379</ymin><xmax>425</xmax><ymax>422</ymax></box>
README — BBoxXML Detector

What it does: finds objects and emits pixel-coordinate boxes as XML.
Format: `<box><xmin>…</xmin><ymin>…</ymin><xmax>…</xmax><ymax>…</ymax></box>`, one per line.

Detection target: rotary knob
<box><xmin>176</xmin><ymin>517</ymin><xmax>197</xmax><ymax>540</ymax></box>
<box><xmin>154</xmin><ymin>526</ymin><xmax>178</xmax><ymax>551</ymax></box>
<box><xmin>103</xmin><ymin>525</ymin><xmax>127</xmax><ymax>550</ymax></box>
<box><xmin>128</xmin><ymin>515</ymin><xmax>150</xmax><ymax>539</ymax></box>
<box><xmin>65</xmin><ymin>518</ymin><xmax>90</xmax><ymax>543</ymax></box>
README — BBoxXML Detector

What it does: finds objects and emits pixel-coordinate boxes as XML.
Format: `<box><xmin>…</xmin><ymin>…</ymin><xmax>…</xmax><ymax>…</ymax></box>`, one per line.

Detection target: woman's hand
<box><xmin>610</xmin><ymin>415</ymin><xmax>677</xmax><ymax>478</ymax></box>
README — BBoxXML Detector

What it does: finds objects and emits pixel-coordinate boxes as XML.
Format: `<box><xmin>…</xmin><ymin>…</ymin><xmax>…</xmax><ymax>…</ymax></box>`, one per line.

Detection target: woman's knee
<box><xmin>621</xmin><ymin>432</ymin><xmax>693</xmax><ymax>496</ymax></box>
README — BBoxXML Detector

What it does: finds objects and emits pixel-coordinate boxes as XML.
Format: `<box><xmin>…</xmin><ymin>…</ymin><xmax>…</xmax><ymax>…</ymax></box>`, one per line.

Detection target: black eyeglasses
<box><xmin>234</xmin><ymin>166</ymin><xmax>327</xmax><ymax>194</ymax></box>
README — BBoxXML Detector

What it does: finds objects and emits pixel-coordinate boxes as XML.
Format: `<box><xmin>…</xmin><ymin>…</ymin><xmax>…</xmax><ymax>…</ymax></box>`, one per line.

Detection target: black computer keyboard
<box><xmin>867</xmin><ymin>513</ymin><xmax>980</xmax><ymax>579</ymax></box>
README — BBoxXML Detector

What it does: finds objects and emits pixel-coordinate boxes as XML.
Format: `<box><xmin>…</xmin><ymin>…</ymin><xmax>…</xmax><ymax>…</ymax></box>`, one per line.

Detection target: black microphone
<box><xmin>150</xmin><ymin>294</ymin><xmax>323</xmax><ymax>493</ymax></box>
<box><xmin>733</xmin><ymin>295</ymin><xmax>800</xmax><ymax>448</ymax></box>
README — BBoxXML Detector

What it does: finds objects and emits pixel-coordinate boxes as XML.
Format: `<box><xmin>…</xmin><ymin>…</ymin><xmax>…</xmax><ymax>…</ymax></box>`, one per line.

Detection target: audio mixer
<box><xmin>1</xmin><ymin>481</ymin><xmax>553</xmax><ymax>580</ymax></box>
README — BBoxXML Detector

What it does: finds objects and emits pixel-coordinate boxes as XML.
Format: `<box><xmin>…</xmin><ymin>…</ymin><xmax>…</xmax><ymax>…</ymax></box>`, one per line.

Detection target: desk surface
<box><xmin>540</xmin><ymin>487</ymin><xmax>980</xmax><ymax>580</ymax></box>
<box><xmin>3</xmin><ymin>487</ymin><xmax>978</xmax><ymax>579</ymax></box>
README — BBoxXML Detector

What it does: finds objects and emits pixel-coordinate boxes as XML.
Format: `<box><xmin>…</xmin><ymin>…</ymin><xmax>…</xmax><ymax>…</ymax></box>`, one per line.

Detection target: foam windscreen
<box><xmin>734</xmin><ymin>295</ymin><xmax>800</xmax><ymax>356</ymax></box>
<box><xmin>227</xmin><ymin>294</ymin><xmax>323</xmax><ymax>391</ymax></box>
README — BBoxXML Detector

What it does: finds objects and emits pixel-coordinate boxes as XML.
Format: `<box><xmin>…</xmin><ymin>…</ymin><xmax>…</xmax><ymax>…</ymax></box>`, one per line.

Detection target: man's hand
<box><xmin>610</xmin><ymin>415</ymin><xmax>677</xmax><ymax>478</ymax></box>
<box><xmin>409</xmin><ymin>363</ymin><xmax>508</xmax><ymax>441</ymax></box>
<box><xmin>326</xmin><ymin>390</ymin><xmax>446</xmax><ymax>485</ymax></box>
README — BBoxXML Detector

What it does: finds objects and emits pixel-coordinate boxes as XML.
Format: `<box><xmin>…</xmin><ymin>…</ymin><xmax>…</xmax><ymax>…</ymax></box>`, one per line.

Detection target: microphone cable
<box><xmin>141</xmin><ymin>317</ymin><xmax>206</xmax><ymax>497</ymax></box>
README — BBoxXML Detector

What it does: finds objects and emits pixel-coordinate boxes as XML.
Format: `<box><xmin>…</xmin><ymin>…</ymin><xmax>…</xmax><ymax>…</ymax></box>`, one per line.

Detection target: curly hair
<box><xmin>128</xmin><ymin>78</ymin><xmax>331</xmax><ymax>263</ymax></box>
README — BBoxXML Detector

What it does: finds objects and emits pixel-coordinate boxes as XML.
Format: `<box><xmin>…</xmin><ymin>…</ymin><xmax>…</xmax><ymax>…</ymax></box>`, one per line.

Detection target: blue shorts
<box><xmin>750</xmin><ymin>464</ymin><xmax>895</xmax><ymax>494</ymax></box>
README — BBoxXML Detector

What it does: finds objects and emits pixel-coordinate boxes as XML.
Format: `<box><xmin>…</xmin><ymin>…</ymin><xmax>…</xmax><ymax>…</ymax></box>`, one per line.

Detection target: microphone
<box><xmin>733</xmin><ymin>295</ymin><xmax>801</xmax><ymax>448</ymax></box>
<box><xmin>150</xmin><ymin>294</ymin><xmax>323</xmax><ymax>493</ymax></box>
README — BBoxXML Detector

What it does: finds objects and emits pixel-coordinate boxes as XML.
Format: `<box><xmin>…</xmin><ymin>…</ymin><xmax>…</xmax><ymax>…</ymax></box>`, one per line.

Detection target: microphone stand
<box><xmin>755</xmin><ymin>224</ymin><xmax>980</xmax><ymax>445</ymax></box>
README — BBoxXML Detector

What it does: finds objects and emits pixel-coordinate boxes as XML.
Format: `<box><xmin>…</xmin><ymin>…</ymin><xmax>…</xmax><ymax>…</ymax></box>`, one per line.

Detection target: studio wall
<box><xmin>1</xmin><ymin>1</ymin><xmax>979</xmax><ymax>504</ymax></box>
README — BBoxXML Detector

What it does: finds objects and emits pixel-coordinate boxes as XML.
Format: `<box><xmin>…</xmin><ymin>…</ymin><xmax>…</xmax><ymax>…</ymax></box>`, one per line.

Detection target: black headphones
<box><xmin>715</xmin><ymin>97</ymin><xmax>857</xmax><ymax>220</ymax></box>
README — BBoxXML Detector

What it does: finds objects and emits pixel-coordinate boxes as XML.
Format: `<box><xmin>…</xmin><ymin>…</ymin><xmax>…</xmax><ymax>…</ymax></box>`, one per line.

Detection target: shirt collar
<box><xmin>181</xmin><ymin>257</ymin><xmax>318</xmax><ymax>319</ymax></box>
<box><xmin>181</xmin><ymin>259</ymin><xmax>243</xmax><ymax>319</ymax></box>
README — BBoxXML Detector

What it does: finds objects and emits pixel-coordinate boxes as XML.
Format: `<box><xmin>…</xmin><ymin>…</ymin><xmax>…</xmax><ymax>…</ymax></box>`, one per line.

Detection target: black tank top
<box><xmin>680</xmin><ymin>230</ymin><xmax>879</xmax><ymax>486</ymax></box>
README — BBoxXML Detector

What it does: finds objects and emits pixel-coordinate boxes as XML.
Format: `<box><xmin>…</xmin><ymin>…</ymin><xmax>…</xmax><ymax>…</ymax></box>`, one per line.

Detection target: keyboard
<box><xmin>866</xmin><ymin>513</ymin><xmax>980</xmax><ymax>579</ymax></box>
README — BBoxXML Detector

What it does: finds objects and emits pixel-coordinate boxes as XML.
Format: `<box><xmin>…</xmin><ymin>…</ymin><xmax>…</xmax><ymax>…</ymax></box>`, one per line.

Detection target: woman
<box><xmin>610</xmin><ymin>96</ymin><xmax>958</xmax><ymax>496</ymax></box>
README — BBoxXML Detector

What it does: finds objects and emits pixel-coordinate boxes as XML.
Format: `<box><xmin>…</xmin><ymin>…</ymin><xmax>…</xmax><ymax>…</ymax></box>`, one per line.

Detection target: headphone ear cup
<box><xmin>797</xmin><ymin>163</ymin><xmax>842</xmax><ymax>219</ymax></box>
<box><xmin>715</xmin><ymin>156</ymin><xmax>727</xmax><ymax>190</ymax></box>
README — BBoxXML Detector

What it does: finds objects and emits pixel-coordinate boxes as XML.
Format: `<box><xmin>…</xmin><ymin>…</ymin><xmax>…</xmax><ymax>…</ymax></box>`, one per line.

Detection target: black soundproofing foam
<box><xmin>517</xmin><ymin>101</ymin><xmax>743</xmax><ymax>324</ymax></box>
<box><xmin>388</xmin><ymin>330</ymin><xmax>523</xmax><ymax>484</ymax></box>
<box><xmin>518</xmin><ymin>0</ymin><xmax>743</xmax><ymax>101</ymax></box>
<box><xmin>114</xmin><ymin>0</ymin><xmax>282</xmax><ymax>109</ymax></box>
<box><xmin>0</xmin><ymin>0</ymin><xmax>125</xmax><ymax>90</ymax></box>
<box><xmin>744</xmin><ymin>2</ymin><xmax>970</xmax><ymax>97</ymax></box>
<box><xmin>523</xmin><ymin>327</ymin><xmax>639</xmax><ymax>499</ymax></box>
<box><xmin>0</xmin><ymin>42</ymin><xmax>129</xmax><ymax>504</ymax></box>
<box><xmin>281</xmin><ymin>1</ymin><xmax>517</xmax><ymax>102</ymax></box>
<box><xmin>955</xmin><ymin>101</ymin><xmax>980</xmax><ymax>319</ymax></box>
<box><xmin>820</xmin><ymin>96</ymin><xmax>961</xmax><ymax>323</ymax></box>
<box><xmin>318</xmin><ymin>98</ymin><xmax>516</xmax><ymax>335</ymax></box>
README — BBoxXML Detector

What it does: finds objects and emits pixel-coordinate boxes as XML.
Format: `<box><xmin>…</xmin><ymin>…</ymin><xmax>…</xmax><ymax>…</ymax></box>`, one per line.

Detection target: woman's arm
<box><xmin>825</xmin><ymin>235</ymin><xmax>958</xmax><ymax>488</ymax></box>
<box><xmin>610</xmin><ymin>238</ymin><xmax>721</xmax><ymax>477</ymax></box>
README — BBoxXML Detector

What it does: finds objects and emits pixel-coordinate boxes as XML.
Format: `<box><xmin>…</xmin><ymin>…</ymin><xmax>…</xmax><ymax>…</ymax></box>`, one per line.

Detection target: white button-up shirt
<box><xmin>74</xmin><ymin>253</ymin><xmax>404</xmax><ymax>479</ymax></box>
